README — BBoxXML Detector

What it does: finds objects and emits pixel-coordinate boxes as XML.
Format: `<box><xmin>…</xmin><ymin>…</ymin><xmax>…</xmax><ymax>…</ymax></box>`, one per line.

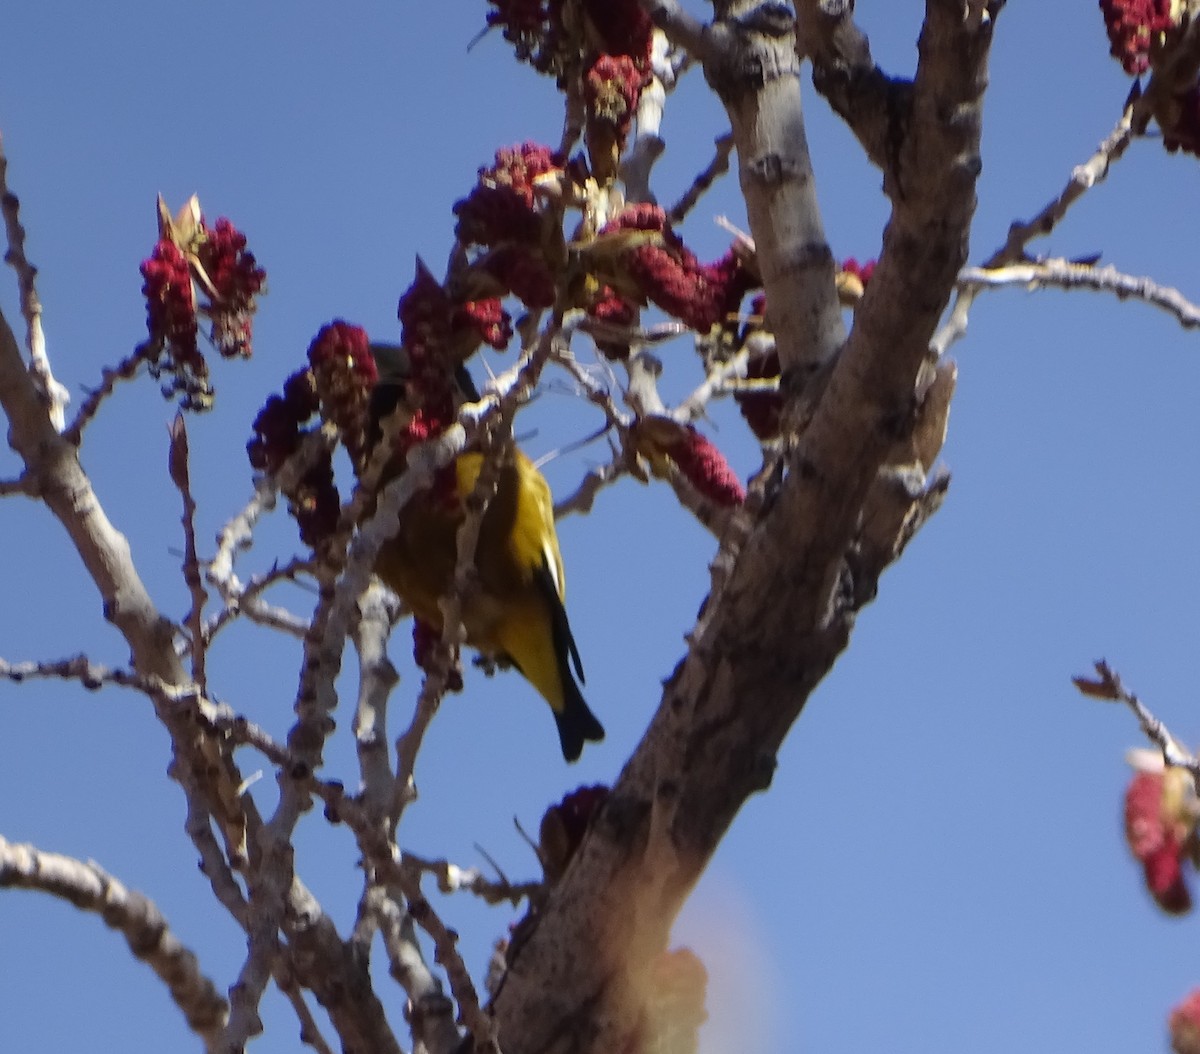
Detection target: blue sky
<box><xmin>3</xmin><ymin>3</ymin><xmax>1200</xmax><ymax>1051</ymax></box>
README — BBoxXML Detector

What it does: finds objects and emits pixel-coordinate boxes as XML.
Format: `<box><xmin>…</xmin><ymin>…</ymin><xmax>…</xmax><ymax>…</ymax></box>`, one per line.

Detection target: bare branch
<box><xmin>352</xmin><ymin>580</ymin><xmax>401</xmax><ymax>828</ymax></box>
<box><xmin>959</xmin><ymin>259</ymin><xmax>1200</xmax><ymax>328</ymax></box>
<box><xmin>371</xmin><ymin>887</ymin><xmax>462</xmax><ymax>1054</ymax></box>
<box><xmin>666</xmin><ymin>132</ymin><xmax>735</xmax><ymax>225</ymax></box>
<box><xmin>401</xmin><ymin>865</ymin><xmax>500</xmax><ymax>1054</ymax></box>
<box><xmin>1074</xmin><ymin>660</ymin><xmax>1198</xmax><ymax>779</ymax></box>
<box><xmin>0</xmin><ymin>836</ymin><xmax>228</xmax><ymax>1049</ymax></box>
<box><xmin>0</xmin><ymin>471</ymin><xmax>35</xmax><ymax>496</ymax></box>
<box><xmin>0</xmin><ymin>134</ymin><xmax>69</xmax><ymax>431</ymax></box>
<box><xmin>639</xmin><ymin>0</ymin><xmax>711</xmax><ymax>61</ymax></box>
<box><xmin>621</xmin><ymin>30</ymin><xmax>672</xmax><ymax>204</ymax></box>
<box><xmin>62</xmin><ymin>343</ymin><xmax>153</xmax><ymax>445</ymax></box>
<box><xmin>169</xmin><ymin>414</ymin><xmax>209</xmax><ymax>694</ymax></box>
<box><xmin>403</xmin><ymin>851</ymin><xmax>541</xmax><ymax>907</ymax></box>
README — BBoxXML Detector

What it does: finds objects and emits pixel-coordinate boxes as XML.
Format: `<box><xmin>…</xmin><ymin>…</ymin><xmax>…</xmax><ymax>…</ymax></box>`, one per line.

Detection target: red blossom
<box><xmin>539</xmin><ymin>784</ymin><xmax>610</xmax><ymax>881</ymax></box>
<box><xmin>587</xmin><ymin>284</ymin><xmax>637</xmax><ymax>359</ymax></box>
<box><xmin>307</xmin><ymin>321</ymin><xmax>378</xmax><ymax>464</ymax></box>
<box><xmin>293</xmin><ymin>451</ymin><xmax>341</xmax><ymax>551</ymax></box>
<box><xmin>1171</xmin><ymin>989</ymin><xmax>1200</xmax><ymax>1054</ymax></box>
<box><xmin>196</xmin><ymin>217</ymin><xmax>266</xmax><ymax>359</ymax></box>
<box><xmin>481</xmin><ymin>245</ymin><xmax>558</xmax><ymax>308</ymax></box>
<box><xmin>392</xmin><ymin>268</ymin><xmax>465</xmax><ymax>444</ymax></box>
<box><xmin>452</xmin><ymin>298</ymin><xmax>513</xmax><ymax>351</ymax></box>
<box><xmin>736</xmin><ymin>293</ymin><xmax>782</xmax><ymax>439</ymax></box>
<box><xmin>1124</xmin><ymin>770</ymin><xmax>1194</xmax><ymax>915</ymax></box>
<box><xmin>666</xmin><ymin>426</ymin><xmax>746</xmax><ymax>507</ymax></box>
<box><xmin>140</xmin><ymin>238</ymin><xmax>203</xmax><ymax>372</ymax></box>
<box><xmin>604</xmin><ymin>204</ymin><xmax>754</xmax><ymax>333</ymax></box>
<box><xmin>581</xmin><ymin>0</ymin><xmax>653</xmax><ymax>67</ymax></box>
<box><xmin>585</xmin><ymin>53</ymin><xmax>645</xmax><ymax>139</ymax></box>
<box><xmin>454</xmin><ymin>142</ymin><xmax>559</xmax><ymax>247</ymax></box>
<box><xmin>1099</xmin><ymin>0</ymin><xmax>1175</xmax><ymax>75</ymax></box>
<box><xmin>738</xmin><ymin>347</ymin><xmax>783</xmax><ymax>442</ymax></box>
<box><xmin>485</xmin><ymin>0</ymin><xmax>572</xmax><ymax>76</ymax></box>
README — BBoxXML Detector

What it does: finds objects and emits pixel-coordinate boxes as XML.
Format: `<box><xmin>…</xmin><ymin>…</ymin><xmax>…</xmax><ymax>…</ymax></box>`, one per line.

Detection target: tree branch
<box><xmin>0</xmin><ymin>836</ymin><xmax>227</xmax><ymax>1048</ymax></box>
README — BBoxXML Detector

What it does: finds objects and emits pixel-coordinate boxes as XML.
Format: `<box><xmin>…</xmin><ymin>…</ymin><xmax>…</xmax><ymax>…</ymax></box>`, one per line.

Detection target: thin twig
<box><xmin>667</xmin><ymin>132</ymin><xmax>735</xmax><ymax>225</ymax></box>
<box><xmin>0</xmin><ymin>472</ymin><xmax>35</xmax><ymax>496</ymax></box>
<box><xmin>0</xmin><ymin>133</ymin><xmax>70</xmax><ymax>431</ymax></box>
<box><xmin>62</xmin><ymin>342</ymin><xmax>154</xmax><ymax>445</ymax></box>
<box><xmin>400</xmin><ymin>865</ymin><xmax>501</xmax><ymax>1054</ymax></box>
<box><xmin>1074</xmin><ymin>659</ymin><xmax>1198</xmax><ymax>779</ymax></box>
<box><xmin>169</xmin><ymin>414</ymin><xmax>208</xmax><ymax>694</ymax></box>
<box><xmin>202</xmin><ymin>557</ymin><xmax>313</xmax><ymax>645</ymax></box>
<box><xmin>274</xmin><ymin>970</ymin><xmax>337</xmax><ymax>1054</ymax></box>
<box><xmin>958</xmin><ymin>259</ymin><xmax>1200</xmax><ymax>328</ymax></box>
<box><xmin>403</xmin><ymin>851</ymin><xmax>542</xmax><ymax>907</ymax></box>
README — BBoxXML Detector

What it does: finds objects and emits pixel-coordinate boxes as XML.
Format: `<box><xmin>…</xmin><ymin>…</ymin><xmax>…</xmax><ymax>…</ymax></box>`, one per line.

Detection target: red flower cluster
<box><xmin>1099</xmin><ymin>0</ymin><xmax>1175</xmax><ymax>75</ymax></box>
<box><xmin>247</xmin><ymin>367</ymin><xmax>320</xmax><ymax>474</ymax></box>
<box><xmin>1124</xmin><ymin>769</ymin><xmax>1195</xmax><ymax>915</ymax></box>
<box><xmin>486</xmin><ymin>0</ymin><xmax>652</xmax><ymax>77</ymax></box>
<box><xmin>664</xmin><ymin>425</ymin><xmax>746</xmax><ymax>508</ymax></box>
<box><xmin>141</xmin><ymin>239</ymin><xmax>203</xmax><ymax>382</ymax></box>
<box><xmin>306</xmin><ymin>321</ymin><xmax>379</xmax><ymax>466</ymax></box>
<box><xmin>454</xmin><ymin>142</ymin><xmax>559</xmax><ymax>246</ymax></box>
<box><xmin>247</xmin><ymin>356</ymin><xmax>341</xmax><ymax>552</ymax></box>
<box><xmin>586</xmin><ymin>284</ymin><xmax>638</xmax><ymax>359</ymax></box>
<box><xmin>196</xmin><ymin>217</ymin><xmax>267</xmax><ymax>359</ymax></box>
<box><xmin>603</xmin><ymin>204</ymin><xmax>753</xmax><ymax>333</ymax></box>
<box><xmin>538</xmin><ymin>783</ymin><xmax>610</xmax><ymax>881</ymax></box>
<box><xmin>452</xmin><ymin>298</ymin><xmax>513</xmax><ymax>351</ymax></box>
<box><xmin>585</xmin><ymin>53</ymin><xmax>646</xmax><ymax>154</ymax></box>
<box><xmin>454</xmin><ymin>143</ymin><xmax>561</xmax><ymax>310</ymax></box>
<box><xmin>583</xmin><ymin>0</ymin><xmax>653</xmax><ymax>68</ymax></box>
<box><xmin>395</xmin><ymin>268</ymin><xmax>467</xmax><ymax>445</ymax></box>
<box><xmin>139</xmin><ymin>201</ymin><xmax>265</xmax><ymax>411</ymax></box>
<box><xmin>293</xmin><ymin>451</ymin><xmax>341</xmax><ymax>551</ymax></box>
<box><xmin>1171</xmin><ymin>989</ymin><xmax>1200</xmax><ymax>1054</ymax></box>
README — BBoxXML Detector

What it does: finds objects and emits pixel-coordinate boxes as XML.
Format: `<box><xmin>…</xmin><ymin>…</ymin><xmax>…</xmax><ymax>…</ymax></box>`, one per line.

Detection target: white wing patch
<box><xmin>542</xmin><ymin>539</ymin><xmax>564</xmax><ymax>598</ymax></box>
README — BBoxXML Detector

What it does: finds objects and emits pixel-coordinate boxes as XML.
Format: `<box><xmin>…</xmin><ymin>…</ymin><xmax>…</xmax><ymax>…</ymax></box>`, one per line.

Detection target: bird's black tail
<box><xmin>538</xmin><ymin>563</ymin><xmax>604</xmax><ymax>762</ymax></box>
<box><xmin>554</xmin><ymin>675</ymin><xmax>605</xmax><ymax>763</ymax></box>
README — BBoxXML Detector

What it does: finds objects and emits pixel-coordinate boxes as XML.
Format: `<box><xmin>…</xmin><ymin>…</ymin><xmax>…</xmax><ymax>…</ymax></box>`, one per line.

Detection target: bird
<box><xmin>367</xmin><ymin>344</ymin><xmax>605</xmax><ymax>762</ymax></box>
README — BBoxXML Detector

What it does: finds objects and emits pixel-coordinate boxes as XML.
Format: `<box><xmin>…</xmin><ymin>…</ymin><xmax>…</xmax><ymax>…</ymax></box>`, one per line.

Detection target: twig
<box><xmin>371</xmin><ymin>887</ymin><xmax>462</xmax><ymax>1054</ymax></box>
<box><xmin>351</xmin><ymin>580</ymin><xmax>401</xmax><ymax>828</ymax></box>
<box><xmin>0</xmin><ymin>472</ymin><xmax>35</xmax><ymax>497</ymax></box>
<box><xmin>400</xmin><ymin>865</ymin><xmax>500</xmax><ymax>1054</ymax></box>
<box><xmin>989</xmin><ymin>92</ymin><xmax>1139</xmax><ymax>269</ymax></box>
<box><xmin>553</xmin><ymin>443</ymin><xmax>632</xmax><ymax>520</ymax></box>
<box><xmin>666</xmin><ymin>132</ymin><xmax>735</xmax><ymax>225</ymax></box>
<box><xmin>673</xmin><ymin>344</ymin><xmax>750</xmax><ymax>422</ymax></box>
<box><xmin>958</xmin><ymin>259</ymin><xmax>1200</xmax><ymax>328</ymax></box>
<box><xmin>202</xmin><ymin>557</ymin><xmax>312</xmax><ymax>645</ymax></box>
<box><xmin>62</xmin><ymin>343</ymin><xmax>155</xmax><ymax>445</ymax></box>
<box><xmin>932</xmin><ymin>96</ymin><xmax>1140</xmax><ymax>357</ymax></box>
<box><xmin>0</xmin><ymin>836</ymin><xmax>228</xmax><ymax>1049</ymax></box>
<box><xmin>0</xmin><ymin>133</ymin><xmax>70</xmax><ymax>431</ymax></box>
<box><xmin>403</xmin><ymin>851</ymin><xmax>541</xmax><ymax>907</ymax></box>
<box><xmin>273</xmin><ymin>967</ymin><xmax>337</xmax><ymax>1054</ymax></box>
<box><xmin>169</xmin><ymin>414</ymin><xmax>208</xmax><ymax>694</ymax></box>
<box><xmin>621</xmin><ymin>30</ymin><xmax>670</xmax><ymax>204</ymax></box>
<box><xmin>1074</xmin><ymin>659</ymin><xmax>1198</xmax><ymax>779</ymax></box>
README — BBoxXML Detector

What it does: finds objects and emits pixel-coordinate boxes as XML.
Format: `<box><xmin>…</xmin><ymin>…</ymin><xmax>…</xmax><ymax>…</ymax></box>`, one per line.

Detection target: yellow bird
<box><xmin>368</xmin><ymin>346</ymin><xmax>604</xmax><ymax>762</ymax></box>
